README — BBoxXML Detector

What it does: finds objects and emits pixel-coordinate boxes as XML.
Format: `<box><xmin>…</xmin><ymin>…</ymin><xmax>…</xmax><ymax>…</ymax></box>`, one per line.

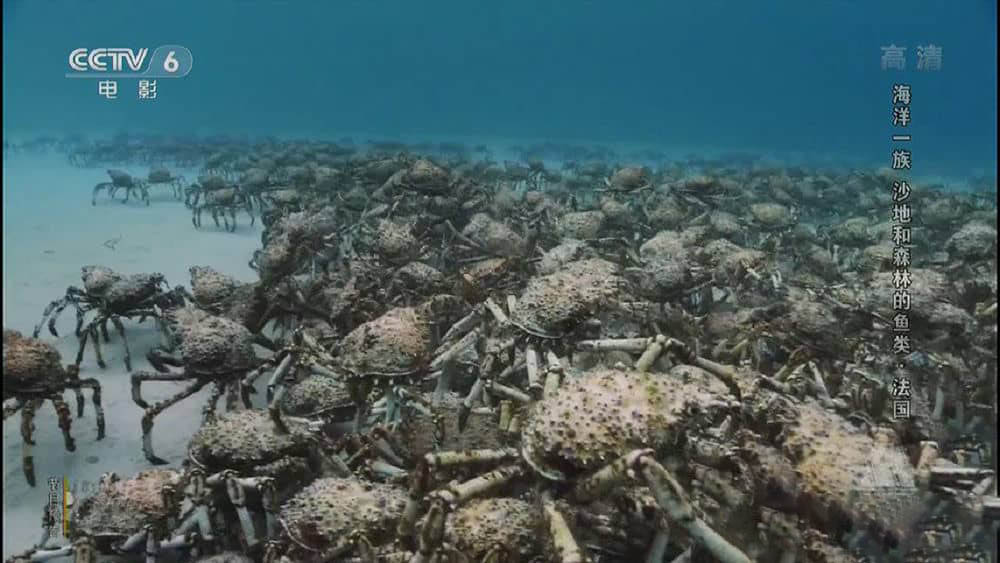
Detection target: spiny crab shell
<box><xmin>780</xmin><ymin>399</ymin><xmax>927</xmax><ymax>547</ymax></box>
<box><xmin>370</xmin><ymin>219</ymin><xmax>422</xmax><ymax>263</ymax></box>
<box><xmin>3</xmin><ymin>329</ymin><xmax>64</xmax><ymax>387</ymax></box>
<box><xmin>522</xmin><ymin>364</ymin><xmax>737</xmax><ymax>481</ymax></box>
<box><xmin>167</xmin><ymin>309</ymin><xmax>258</xmax><ymax>374</ymax></box>
<box><xmin>70</xmin><ymin>469</ymin><xmax>180</xmax><ymax>541</ymax></box>
<box><xmin>607</xmin><ymin>166</ymin><xmax>652</xmax><ymax>191</ymax></box>
<box><xmin>382</xmin><ymin>158</ymin><xmax>451</xmax><ymax>195</ymax></box>
<box><xmin>443</xmin><ymin>497</ymin><xmax>542</xmax><ymax>561</ymax></box>
<box><xmin>80</xmin><ymin>265</ymin><xmax>123</xmax><ymax>295</ymax></box>
<box><xmin>102</xmin><ymin>273</ymin><xmax>168</xmax><ymax>309</ymax></box>
<box><xmin>338</xmin><ymin>296</ymin><xmax>463</xmax><ymax>377</ymax></box>
<box><xmin>396</xmin><ymin>393</ymin><xmax>507</xmax><ymax>460</ymax></box>
<box><xmin>279</xmin><ymin>373</ymin><xmax>354</xmax><ymax>418</ymax></box>
<box><xmin>509</xmin><ymin>258</ymin><xmax>624</xmax><ymax>337</ymax></box>
<box><xmin>187</xmin><ymin>410</ymin><xmax>317</xmax><ymax>479</ymax></box>
<box><xmin>277</xmin><ymin>477</ymin><xmax>408</xmax><ymax>555</ymax></box>
<box><xmin>188</xmin><ymin>265</ymin><xmax>241</xmax><ymax>307</ymax></box>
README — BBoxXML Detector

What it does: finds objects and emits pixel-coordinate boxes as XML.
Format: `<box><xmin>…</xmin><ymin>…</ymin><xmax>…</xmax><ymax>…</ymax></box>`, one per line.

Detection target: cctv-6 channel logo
<box><xmin>66</xmin><ymin>46</ymin><xmax>193</xmax><ymax>78</ymax></box>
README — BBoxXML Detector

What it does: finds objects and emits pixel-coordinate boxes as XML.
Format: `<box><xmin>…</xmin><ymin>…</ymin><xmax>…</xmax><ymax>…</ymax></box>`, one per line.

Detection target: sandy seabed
<box><xmin>2</xmin><ymin>154</ymin><xmax>264</xmax><ymax>559</ymax></box>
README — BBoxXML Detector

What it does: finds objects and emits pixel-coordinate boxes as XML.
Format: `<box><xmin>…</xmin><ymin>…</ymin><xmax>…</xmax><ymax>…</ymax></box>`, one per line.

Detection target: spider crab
<box><xmin>146</xmin><ymin>167</ymin><xmax>187</xmax><ymax>200</ymax></box>
<box><xmin>91</xmin><ymin>169</ymin><xmax>150</xmax><ymax>206</ymax></box>
<box><xmin>33</xmin><ymin>265</ymin><xmax>185</xmax><ymax>371</ymax></box>
<box><xmin>3</xmin><ymin>330</ymin><xmax>105</xmax><ymax>487</ymax></box>
<box><xmin>186</xmin><ymin>175</ymin><xmax>255</xmax><ymax>232</ymax></box>
<box><xmin>13</xmin><ymin>469</ymin><xmax>216</xmax><ymax>563</ymax></box>
<box><xmin>180</xmin><ymin>409</ymin><xmax>352</xmax><ymax>553</ymax></box>
<box><xmin>264</xmin><ymin>295</ymin><xmax>470</xmax><ymax>433</ymax></box>
<box><xmin>395</xmin><ymin>349</ymin><xmax>754</xmax><ymax>563</ymax></box>
<box><xmin>131</xmin><ymin>304</ymin><xmax>277</xmax><ymax>464</ymax></box>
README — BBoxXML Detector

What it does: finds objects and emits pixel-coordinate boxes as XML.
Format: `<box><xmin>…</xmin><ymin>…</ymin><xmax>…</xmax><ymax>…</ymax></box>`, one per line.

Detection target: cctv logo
<box><xmin>68</xmin><ymin>48</ymin><xmax>149</xmax><ymax>72</ymax></box>
<box><xmin>66</xmin><ymin>45</ymin><xmax>193</xmax><ymax>79</ymax></box>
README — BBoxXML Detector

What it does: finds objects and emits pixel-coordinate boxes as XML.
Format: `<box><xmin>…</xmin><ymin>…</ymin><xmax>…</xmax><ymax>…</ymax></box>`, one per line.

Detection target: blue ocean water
<box><xmin>2</xmin><ymin>0</ymin><xmax>996</xmax><ymax>179</ymax></box>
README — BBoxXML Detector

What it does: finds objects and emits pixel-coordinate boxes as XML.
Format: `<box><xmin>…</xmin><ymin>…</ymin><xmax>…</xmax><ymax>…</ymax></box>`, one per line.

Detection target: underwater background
<box><xmin>3</xmin><ymin>0</ymin><xmax>997</xmax><ymax>178</ymax></box>
<box><xmin>2</xmin><ymin>1</ymin><xmax>997</xmax><ymax>562</ymax></box>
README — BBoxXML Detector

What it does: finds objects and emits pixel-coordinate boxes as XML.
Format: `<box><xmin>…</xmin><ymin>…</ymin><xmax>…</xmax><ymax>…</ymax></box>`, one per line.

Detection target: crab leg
<box><xmin>71</xmin><ymin>386</ymin><xmax>85</xmax><ymax>418</ymax></box>
<box><xmin>221</xmin><ymin>380</ymin><xmax>239</xmax><ymax>412</ymax></box>
<box><xmin>88</xmin><ymin>325</ymin><xmax>107</xmax><ymax>368</ymax></box>
<box><xmin>138</xmin><ymin>378</ymin><xmax>209</xmax><ymax>464</ymax></box>
<box><xmin>576</xmin><ymin>337</ymin><xmax>650</xmax><ymax>353</ymax></box>
<box><xmin>638</xmin><ymin>455</ymin><xmax>752</xmax><ymax>563</ymax></box>
<box><xmin>33</xmin><ymin>297</ymin><xmax>70</xmax><ymax>338</ymax></box>
<box><xmin>434</xmin><ymin>464</ymin><xmax>524</xmax><ymax>506</ymax></box>
<box><xmin>20</xmin><ymin>545</ymin><xmax>75</xmax><ymax>562</ymax></box>
<box><xmin>67</xmin><ymin>374</ymin><xmax>104</xmax><ymax>440</ymax></box>
<box><xmin>483</xmin><ymin>297</ymin><xmax>509</xmax><ymax>325</ymax></box>
<box><xmin>100</xmin><ymin>319</ymin><xmax>111</xmax><ymax>343</ymax></box>
<box><xmin>645</xmin><ymin>527</ymin><xmax>670</xmax><ymax>563</ymax></box>
<box><xmin>131</xmin><ymin>370</ymin><xmax>191</xmax><ymax>409</ymax></box>
<box><xmin>484</xmin><ymin>380</ymin><xmax>532</xmax><ymax>405</ymax></box>
<box><xmin>21</xmin><ymin>399</ymin><xmax>41</xmax><ymax>486</ymax></box>
<box><xmin>541</xmin><ymin>490</ymin><xmax>585</xmax><ymax>563</ymax></box>
<box><xmin>262</xmin><ymin>350</ymin><xmax>295</xmax><ymax>403</ymax></box>
<box><xmin>543</xmin><ymin>351</ymin><xmax>563</xmax><ymax>398</ymax></box>
<box><xmin>110</xmin><ymin>317</ymin><xmax>132</xmax><ymax>371</ymax></box>
<box><xmin>397</xmin><ymin>449</ymin><xmax>519</xmax><ymax>539</ymax></box>
<box><xmin>268</xmin><ymin>382</ymin><xmax>291</xmax><ymax>434</ymax></box>
<box><xmin>259</xmin><ymin>478</ymin><xmax>281</xmax><ymax>541</ymax></box>
<box><xmin>438</xmin><ymin>307</ymin><xmax>482</xmax><ymax>348</ymax></box>
<box><xmin>202</xmin><ymin>381</ymin><xmax>225</xmax><ymax>424</ymax></box>
<box><xmin>49</xmin><ymin>393</ymin><xmax>76</xmax><ymax>452</ymax></box>
<box><xmin>219</xmin><ymin>472</ymin><xmax>264</xmax><ymax>548</ymax></box>
<box><xmin>429</xmin><ymin>327</ymin><xmax>480</xmax><ymax>371</ymax></box>
<box><xmin>524</xmin><ymin>344</ymin><xmax>542</xmax><ymax>395</ymax></box>
<box><xmin>411</xmin><ymin>466</ymin><xmax>525</xmax><ymax>563</ymax></box>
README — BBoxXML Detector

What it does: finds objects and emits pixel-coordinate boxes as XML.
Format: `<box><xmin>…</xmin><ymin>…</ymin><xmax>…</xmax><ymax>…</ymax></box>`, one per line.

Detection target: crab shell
<box><xmin>460</xmin><ymin>213</ymin><xmax>528</xmax><ymax>258</ymax></box>
<box><xmin>70</xmin><ymin>469</ymin><xmax>180</xmax><ymax>542</ymax></box>
<box><xmin>279</xmin><ymin>374</ymin><xmax>354</xmax><ymax>419</ymax></box>
<box><xmin>608</xmin><ymin>166</ymin><xmax>651</xmax><ymax>191</ymax></box>
<box><xmin>396</xmin><ymin>393</ymin><xmax>506</xmax><ymax>460</ymax></box>
<box><xmin>3</xmin><ymin>330</ymin><xmax>64</xmax><ymax>389</ymax></box>
<box><xmin>384</xmin><ymin>158</ymin><xmax>450</xmax><ymax>195</ymax></box>
<box><xmin>189</xmin><ymin>265</ymin><xmax>241</xmax><ymax>307</ymax></box>
<box><xmin>444</xmin><ymin>498</ymin><xmax>541</xmax><ymax>561</ymax></box>
<box><xmin>187</xmin><ymin>410</ymin><xmax>316</xmax><ymax>475</ymax></box>
<box><xmin>176</xmin><ymin>315</ymin><xmax>258</xmax><ymax>374</ymax></box>
<box><xmin>339</xmin><ymin>306</ymin><xmax>432</xmax><ymax>376</ymax></box>
<box><xmin>107</xmin><ymin>169</ymin><xmax>136</xmax><ymax>186</ymax></box>
<box><xmin>80</xmin><ymin>265</ymin><xmax>122</xmax><ymax>295</ymax></box>
<box><xmin>522</xmin><ymin>365</ymin><xmax>736</xmax><ymax>481</ymax></box>
<box><xmin>147</xmin><ymin>168</ymin><xmax>173</xmax><ymax>183</ymax></box>
<box><xmin>103</xmin><ymin>273</ymin><xmax>167</xmax><ymax>311</ymax></box>
<box><xmin>278</xmin><ymin>477</ymin><xmax>407</xmax><ymax>554</ymax></box>
<box><xmin>782</xmin><ymin>399</ymin><xmax>927</xmax><ymax>549</ymax></box>
<box><xmin>510</xmin><ymin>258</ymin><xmax>624</xmax><ymax>336</ymax></box>
<box><xmin>371</xmin><ymin>219</ymin><xmax>421</xmax><ymax>263</ymax></box>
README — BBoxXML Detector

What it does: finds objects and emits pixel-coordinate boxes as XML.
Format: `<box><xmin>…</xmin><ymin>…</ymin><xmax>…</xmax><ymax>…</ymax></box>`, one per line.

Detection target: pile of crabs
<box><xmin>5</xmin><ymin>142</ymin><xmax>999</xmax><ymax>563</ymax></box>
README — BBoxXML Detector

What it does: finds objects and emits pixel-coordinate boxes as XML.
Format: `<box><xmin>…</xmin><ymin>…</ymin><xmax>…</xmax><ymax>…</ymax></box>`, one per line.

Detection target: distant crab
<box><xmin>146</xmin><ymin>167</ymin><xmax>186</xmax><ymax>200</ymax></box>
<box><xmin>33</xmin><ymin>265</ymin><xmax>184</xmax><ymax>371</ymax></box>
<box><xmin>186</xmin><ymin>175</ymin><xmax>255</xmax><ymax>232</ymax></box>
<box><xmin>91</xmin><ymin>169</ymin><xmax>149</xmax><ymax>206</ymax></box>
<box><xmin>3</xmin><ymin>330</ymin><xmax>105</xmax><ymax>486</ymax></box>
